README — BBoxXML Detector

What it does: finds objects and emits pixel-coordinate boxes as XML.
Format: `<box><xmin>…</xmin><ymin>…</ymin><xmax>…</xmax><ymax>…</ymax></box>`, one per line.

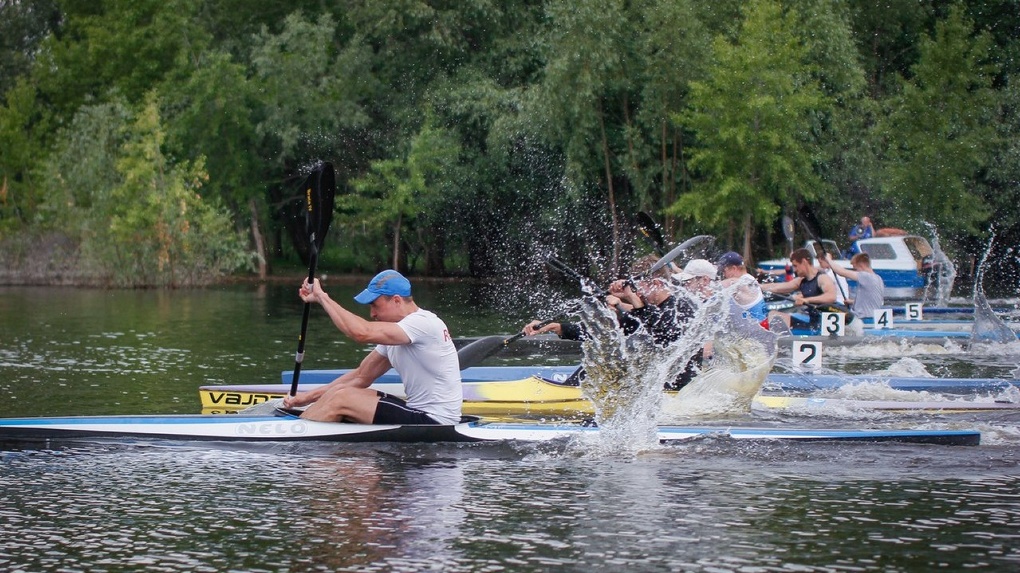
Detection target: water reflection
<box><xmin>3</xmin><ymin>284</ymin><xmax>1020</xmax><ymax>571</ymax></box>
<box><xmin>3</xmin><ymin>437</ymin><xmax>1020</xmax><ymax>572</ymax></box>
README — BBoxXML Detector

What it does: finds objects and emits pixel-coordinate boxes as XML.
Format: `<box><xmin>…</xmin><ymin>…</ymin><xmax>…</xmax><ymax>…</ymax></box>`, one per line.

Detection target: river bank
<box><xmin>0</xmin><ymin>231</ymin><xmax>97</xmax><ymax>286</ymax></box>
<box><xmin>0</xmin><ymin>231</ymin><xmax>476</xmax><ymax>288</ymax></box>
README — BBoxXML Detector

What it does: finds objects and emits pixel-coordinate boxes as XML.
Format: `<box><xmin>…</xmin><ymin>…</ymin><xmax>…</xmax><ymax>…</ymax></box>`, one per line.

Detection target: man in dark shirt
<box><xmin>524</xmin><ymin>255</ymin><xmax>704</xmax><ymax>390</ymax></box>
<box><xmin>761</xmin><ymin>248</ymin><xmax>838</xmax><ymax>329</ymax></box>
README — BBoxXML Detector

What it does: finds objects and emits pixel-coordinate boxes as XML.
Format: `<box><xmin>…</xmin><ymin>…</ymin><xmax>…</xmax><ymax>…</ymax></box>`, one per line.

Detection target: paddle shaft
<box><xmin>287</xmin><ymin>163</ymin><xmax>336</xmax><ymax>396</ymax></box>
<box><xmin>508</xmin><ymin>313</ymin><xmax>565</xmax><ymax>343</ymax></box>
<box><xmin>798</xmin><ymin>220</ymin><xmax>850</xmax><ymax>302</ymax></box>
<box><xmin>290</xmin><ymin>241</ymin><xmax>319</xmax><ymax>396</ymax></box>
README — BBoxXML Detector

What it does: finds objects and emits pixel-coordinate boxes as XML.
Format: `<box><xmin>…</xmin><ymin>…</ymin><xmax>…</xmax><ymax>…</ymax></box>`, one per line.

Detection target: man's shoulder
<box><xmin>861</xmin><ymin>271</ymin><xmax>884</xmax><ymax>286</ymax></box>
<box><xmin>403</xmin><ymin>307</ymin><xmax>439</xmax><ymax>322</ymax></box>
<box><xmin>397</xmin><ymin>308</ymin><xmax>450</xmax><ymax>337</ymax></box>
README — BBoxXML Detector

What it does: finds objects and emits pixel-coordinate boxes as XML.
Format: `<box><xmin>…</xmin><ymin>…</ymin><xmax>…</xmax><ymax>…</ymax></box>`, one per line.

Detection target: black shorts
<box><xmin>790</xmin><ymin>311</ymin><xmax>820</xmax><ymax>329</ymax></box>
<box><xmin>372</xmin><ymin>392</ymin><xmax>442</xmax><ymax>425</ymax></box>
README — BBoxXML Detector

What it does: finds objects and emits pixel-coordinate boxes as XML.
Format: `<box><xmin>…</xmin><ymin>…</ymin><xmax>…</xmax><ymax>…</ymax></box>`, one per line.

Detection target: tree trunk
<box><xmin>249</xmin><ymin>199</ymin><xmax>267</xmax><ymax>279</ymax></box>
<box><xmin>391</xmin><ymin>213</ymin><xmax>402</xmax><ymax>271</ymax></box>
<box><xmin>598</xmin><ymin>100</ymin><xmax>620</xmax><ymax>273</ymax></box>
<box><xmin>423</xmin><ymin>225</ymin><xmax>446</xmax><ymax>276</ymax></box>
<box><xmin>742</xmin><ymin>211</ymin><xmax>753</xmax><ymax>264</ymax></box>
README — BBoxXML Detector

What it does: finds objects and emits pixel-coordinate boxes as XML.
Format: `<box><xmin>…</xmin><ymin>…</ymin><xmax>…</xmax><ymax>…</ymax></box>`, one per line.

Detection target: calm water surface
<box><xmin>2</xmin><ymin>284</ymin><xmax>1020</xmax><ymax>572</ymax></box>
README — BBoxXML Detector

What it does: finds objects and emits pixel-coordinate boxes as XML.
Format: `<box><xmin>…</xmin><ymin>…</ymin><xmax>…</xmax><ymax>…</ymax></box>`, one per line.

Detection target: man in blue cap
<box><xmin>283</xmin><ymin>270</ymin><xmax>462</xmax><ymax>425</ymax></box>
<box><xmin>717</xmin><ymin>251</ymin><xmax>768</xmax><ymax>324</ymax></box>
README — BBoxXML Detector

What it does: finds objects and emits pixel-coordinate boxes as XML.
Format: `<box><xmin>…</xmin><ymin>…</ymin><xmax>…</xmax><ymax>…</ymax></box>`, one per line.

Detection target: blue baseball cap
<box><xmin>354</xmin><ymin>270</ymin><xmax>412</xmax><ymax>304</ymax></box>
<box><xmin>716</xmin><ymin>251</ymin><xmax>744</xmax><ymax>268</ymax></box>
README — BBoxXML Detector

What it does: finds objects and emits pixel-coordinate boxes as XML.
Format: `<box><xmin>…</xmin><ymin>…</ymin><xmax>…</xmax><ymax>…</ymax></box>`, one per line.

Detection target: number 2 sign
<box><xmin>793</xmin><ymin>341</ymin><xmax>822</xmax><ymax>370</ymax></box>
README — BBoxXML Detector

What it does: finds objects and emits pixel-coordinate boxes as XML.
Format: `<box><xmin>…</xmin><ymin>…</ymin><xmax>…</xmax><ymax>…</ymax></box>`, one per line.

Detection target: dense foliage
<box><xmin>0</xmin><ymin>0</ymin><xmax>1017</xmax><ymax>287</ymax></box>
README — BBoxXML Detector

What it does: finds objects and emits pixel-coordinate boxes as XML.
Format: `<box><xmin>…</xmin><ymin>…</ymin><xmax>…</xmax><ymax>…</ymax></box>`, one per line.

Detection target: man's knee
<box><xmin>315</xmin><ymin>387</ymin><xmax>378</xmax><ymax>420</ymax></box>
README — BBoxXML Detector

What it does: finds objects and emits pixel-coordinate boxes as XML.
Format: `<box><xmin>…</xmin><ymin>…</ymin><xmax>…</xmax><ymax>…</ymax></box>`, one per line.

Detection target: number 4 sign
<box><xmin>873</xmin><ymin>308</ymin><xmax>894</xmax><ymax>329</ymax></box>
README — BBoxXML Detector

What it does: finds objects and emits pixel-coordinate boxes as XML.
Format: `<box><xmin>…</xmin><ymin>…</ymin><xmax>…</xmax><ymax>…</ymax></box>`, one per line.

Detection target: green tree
<box><xmin>623</xmin><ymin>0</ymin><xmax>713</xmax><ymax>239</ymax></box>
<box><xmin>32</xmin><ymin>0</ymin><xmax>196</xmax><ymax>120</ymax></box>
<box><xmin>0</xmin><ymin>79</ymin><xmax>48</xmax><ymax>231</ymax></box>
<box><xmin>249</xmin><ymin>11</ymin><xmax>379</xmax><ymax>264</ymax></box>
<box><xmin>251</xmin><ymin>12</ymin><xmax>375</xmax><ymax>166</ymax></box>
<box><xmin>877</xmin><ymin>3</ymin><xmax>999</xmax><ymax>235</ymax></box>
<box><xmin>86</xmin><ymin>96</ymin><xmax>249</xmax><ymax>286</ymax></box>
<box><xmin>43</xmin><ymin>98</ymin><xmax>131</xmax><ymax>230</ymax></box>
<box><xmin>347</xmin><ymin>118</ymin><xmax>462</xmax><ymax>272</ymax></box>
<box><xmin>0</xmin><ymin>0</ymin><xmax>61</xmax><ymax>99</ymax></box>
<box><xmin>790</xmin><ymin>0</ymin><xmax>873</xmax><ymax>242</ymax></box>
<box><xmin>845</xmin><ymin>0</ymin><xmax>932</xmax><ymax>98</ymax></box>
<box><xmin>529</xmin><ymin>0</ymin><xmax>636</xmax><ymax>272</ymax></box>
<box><xmin>672</xmin><ymin>0</ymin><xmax>830</xmax><ymax>258</ymax></box>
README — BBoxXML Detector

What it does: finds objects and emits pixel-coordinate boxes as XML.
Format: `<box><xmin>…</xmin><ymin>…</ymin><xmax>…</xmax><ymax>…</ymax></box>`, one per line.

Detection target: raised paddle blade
<box><xmin>648</xmin><ymin>235</ymin><xmax>714</xmax><ymax>276</ymax></box>
<box><xmin>307</xmin><ymin>162</ymin><xmax>336</xmax><ymax>252</ymax></box>
<box><xmin>782</xmin><ymin>215</ymin><xmax>795</xmax><ymax>253</ymax></box>
<box><xmin>782</xmin><ymin>215</ymin><xmax>795</xmax><ymax>242</ymax></box>
<box><xmin>290</xmin><ymin>162</ymin><xmax>336</xmax><ymax>396</ymax></box>
<box><xmin>636</xmin><ymin>211</ymin><xmax>667</xmax><ymax>256</ymax></box>
<box><xmin>456</xmin><ymin>335</ymin><xmax>513</xmax><ymax>370</ymax></box>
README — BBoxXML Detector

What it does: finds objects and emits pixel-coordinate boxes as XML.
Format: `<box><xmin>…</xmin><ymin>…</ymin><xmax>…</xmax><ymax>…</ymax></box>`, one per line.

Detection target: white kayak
<box><xmin>0</xmin><ymin>413</ymin><xmax>981</xmax><ymax>446</ymax></box>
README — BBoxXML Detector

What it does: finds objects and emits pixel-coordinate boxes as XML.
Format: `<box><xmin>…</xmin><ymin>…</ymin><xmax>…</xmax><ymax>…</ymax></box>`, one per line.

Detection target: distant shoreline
<box><xmin>0</xmin><ymin>231</ymin><xmax>475</xmax><ymax>288</ymax></box>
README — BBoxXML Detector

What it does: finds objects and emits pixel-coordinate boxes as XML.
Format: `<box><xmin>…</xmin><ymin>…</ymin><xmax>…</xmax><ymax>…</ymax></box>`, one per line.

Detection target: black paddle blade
<box><xmin>636</xmin><ymin>211</ymin><xmax>667</xmax><ymax>255</ymax></box>
<box><xmin>304</xmin><ymin>162</ymin><xmax>336</xmax><ymax>251</ymax></box>
<box><xmin>290</xmin><ymin>161</ymin><xmax>336</xmax><ymax>395</ymax></box>
<box><xmin>456</xmin><ymin>335</ymin><xmax>513</xmax><ymax>370</ymax></box>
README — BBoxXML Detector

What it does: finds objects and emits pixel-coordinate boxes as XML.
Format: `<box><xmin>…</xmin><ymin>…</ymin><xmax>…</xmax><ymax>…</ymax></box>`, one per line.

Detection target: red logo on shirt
<box><xmin>443</xmin><ymin>329</ymin><xmax>451</xmax><ymax>341</ymax></box>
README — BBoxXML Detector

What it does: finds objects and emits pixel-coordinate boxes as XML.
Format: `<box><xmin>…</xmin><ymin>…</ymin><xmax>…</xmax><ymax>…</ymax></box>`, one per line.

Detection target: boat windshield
<box><xmin>859</xmin><ymin>242</ymin><xmax>896</xmax><ymax>260</ymax></box>
<box><xmin>903</xmin><ymin>237</ymin><xmax>934</xmax><ymax>261</ymax></box>
<box><xmin>808</xmin><ymin>240</ymin><xmax>844</xmax><ymax>260</ymax></box>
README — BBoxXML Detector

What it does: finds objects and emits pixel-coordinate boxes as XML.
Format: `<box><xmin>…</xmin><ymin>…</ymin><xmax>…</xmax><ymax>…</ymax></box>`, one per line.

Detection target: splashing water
<box><xmin>971</xmin><ymin>231</ymin><xmax>1017</xmax><ymax>344</ymax></box>
<box><xmin>924</xmin><ymin>223</ymin><xmax>956</xmax><ymax>306</ymax></box>
<box><xmin>574</xmin><ymin>296</ymin><xmax>662</xmax><ymax>445</ymax></box>
<box><xmin>574</xmin><ymin>276</ymin><xmax>778</xmax><ymax>447</ymax></box>
<box><xmin>661</xmin><ymin>337</ymin><xmax>775</xmax><ymax>420</ymax></box>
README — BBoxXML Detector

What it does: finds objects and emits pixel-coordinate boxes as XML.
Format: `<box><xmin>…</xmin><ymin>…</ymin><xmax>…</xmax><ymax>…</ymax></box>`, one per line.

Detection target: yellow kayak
<box><xmin>200</xmin><ymin>376</ymin><xmax>593</xmax><ymax>416</ymax></box>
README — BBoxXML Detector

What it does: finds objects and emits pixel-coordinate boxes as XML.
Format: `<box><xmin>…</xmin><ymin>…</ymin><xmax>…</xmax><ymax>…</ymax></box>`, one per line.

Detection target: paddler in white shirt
<box><xmin>284</xmin><ymin>270</ymin><xmax>462</xmax><ymax>425</ymax></box>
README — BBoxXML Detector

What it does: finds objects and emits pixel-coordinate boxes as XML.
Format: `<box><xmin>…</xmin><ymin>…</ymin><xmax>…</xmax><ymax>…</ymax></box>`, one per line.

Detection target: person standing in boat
<box><xmin>820</xmin><ymin>252</ymin><xmax>885</xmax><ymax>335</ymax></box>
<box><xmin>761</xmin><ymin>248</ymin><xmax>840</xmax><ymax>330</ymax></box>
<box><xmin>283</xmin><ymin>270</ymin><xmax>462</xmax><ymax>425</ymax></box>
<box><xmin>809</xmin><ymin>241</ymin><xmax>851</xmax><ymax>307</ymax></box>
<box><xmin>848</xmin><ymin>216</ymin><xmax>874</xmax><ymax>242</ymax></box>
